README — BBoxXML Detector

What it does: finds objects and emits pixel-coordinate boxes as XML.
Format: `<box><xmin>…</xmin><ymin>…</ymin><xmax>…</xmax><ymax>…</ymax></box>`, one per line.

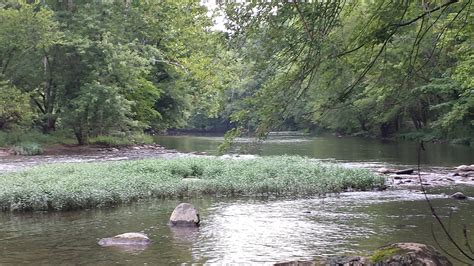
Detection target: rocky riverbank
<box><xmin>376</xmin><ymin>164</ymin><xmax>474</xmax><ymax>187</ymax></box>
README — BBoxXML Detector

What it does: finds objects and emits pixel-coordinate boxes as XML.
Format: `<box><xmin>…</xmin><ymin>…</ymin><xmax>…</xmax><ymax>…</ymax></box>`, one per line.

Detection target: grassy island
<box><xmin>0</xmin><ymin>156</ymin><xmax>384</xmax><ymax>212</ymax></box>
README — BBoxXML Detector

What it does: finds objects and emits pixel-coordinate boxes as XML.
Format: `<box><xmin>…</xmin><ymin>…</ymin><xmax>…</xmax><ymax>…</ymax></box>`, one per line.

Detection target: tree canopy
<box><xmin>218</xmin><ymin>0</ymin><xmax>473</xmax><ymax>144</ymax></box>
<box><xmin>0</xmin><ymin>0</ymin><xmax>472</xmax><ymax>145</ymax></box>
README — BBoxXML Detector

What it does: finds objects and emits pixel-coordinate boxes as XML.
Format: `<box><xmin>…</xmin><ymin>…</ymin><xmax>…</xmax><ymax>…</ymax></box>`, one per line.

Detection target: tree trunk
<box><xmin>74</xmin><ymin>128</ymin><xmax>88</xmax><ymax>146</ymax></box>
<box><xmin>380</xmin><ymin>123</ymin><xmax>390</xmax><ymax>138</ymax></box>
<box><xmin>67</xmin><ymin>0</ymin><xmax>74</xmax><ymax>11</ymax></box>
<box><xmin>42</xmin><ymin>52</ymin><xmax>57</xmax><ymax>133</ymax></box>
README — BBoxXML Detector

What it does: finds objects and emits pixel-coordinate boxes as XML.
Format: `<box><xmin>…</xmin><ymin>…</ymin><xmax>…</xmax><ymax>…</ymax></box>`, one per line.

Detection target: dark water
<box><xmin>1</xmin><ymin>188</ymin><xmax>473</xmax><ymax>264</ymax></box>
<box><xmin>153</xmin><ymin>135</ymin><xmax>474</xmax><ymax>167</ymax></box>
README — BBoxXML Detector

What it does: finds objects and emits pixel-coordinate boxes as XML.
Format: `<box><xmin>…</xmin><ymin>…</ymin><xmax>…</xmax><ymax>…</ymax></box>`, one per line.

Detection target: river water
<box><xmin>153</xmin><ymin>134</ymin><xmax>474</xmax><ymax>167</ymax></box>
<box><xmin>0</xmin><ymin>135</ymin><xmax>473</xmax><ymax>264</ymax></box>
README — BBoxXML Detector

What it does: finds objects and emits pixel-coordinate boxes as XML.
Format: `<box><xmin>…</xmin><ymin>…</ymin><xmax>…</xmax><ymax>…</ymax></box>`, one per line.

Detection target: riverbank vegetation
<box><xmin>0</xmin><ymin>156</ymin><xmax>383</xmax><ymax>211</ymax></box>
<box><xmin>0</xmin><ymin>1</ymin><xmax>472</xmax><ymax>147</ymax></box>
<box><xmin>216</xmin><ymin>0</ymin><xmax>473</xmax><ymax>145</ymax></box>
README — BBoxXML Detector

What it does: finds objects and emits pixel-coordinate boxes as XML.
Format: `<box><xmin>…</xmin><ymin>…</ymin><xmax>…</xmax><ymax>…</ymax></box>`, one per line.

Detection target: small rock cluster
<box><xmin>100</xmin><ymin>144</ymin><xmax>167</xmax><ymax>152</ymax></box>
<box><xmin>453</xmin><ymin>164</ymin><xmax>474</xmax><ymax>177</ymax></box>
<box><xmin>97</xmin><ymin>202</ymin><xmax>199</xmax><ymax>248</ymax></box>
<box><xmin>376</xmin><ymin>164</ymin><xmax>474</xmax><ymax>187</ymax></box>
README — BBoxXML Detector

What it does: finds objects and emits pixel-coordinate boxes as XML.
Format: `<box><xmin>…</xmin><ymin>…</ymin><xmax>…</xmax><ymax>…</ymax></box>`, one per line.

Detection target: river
<box><xmin>153</xmin><ymin>134</ymin><xmax>474</xmax><ymax>167</ymax></box>
<box><xmin>0</xmin><ymin>135</ymin><xmax>473</xmax><ymax>264</ymax></box>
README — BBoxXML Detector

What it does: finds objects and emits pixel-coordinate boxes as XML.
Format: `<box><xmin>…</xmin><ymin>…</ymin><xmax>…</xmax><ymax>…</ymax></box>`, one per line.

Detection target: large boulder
<box><xmin>371</xmin><ymin>242</ymin><xmax>452</xmax><ymax>265</ymax></box>
<box><xmin>169</xmin><ymin>203</ymin><xmax>200</xmax><ymax>227</ymax></box>
<box><xmin>98</xmin><ymin>232</ymin><xmax>151</xmax><ymax>247</ymax></box>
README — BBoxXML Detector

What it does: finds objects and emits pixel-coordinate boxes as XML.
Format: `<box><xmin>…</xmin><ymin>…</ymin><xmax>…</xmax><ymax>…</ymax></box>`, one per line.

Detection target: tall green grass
<box><xmin>0</xmin><ymin>156</ymin><xmax>385</xmax><ymax>212</ymax></box>
<box><xmin>0</xmin><ymin>130</ymin><xmax>74</xmax><ymax>147</ymax></box>
<box><xmin>89</xmin><ymin>133</ymin><xmax>154</xmax><ymax>147</ymax></box>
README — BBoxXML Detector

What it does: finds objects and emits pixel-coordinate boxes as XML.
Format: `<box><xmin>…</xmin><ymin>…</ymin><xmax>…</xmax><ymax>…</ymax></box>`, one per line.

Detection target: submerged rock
<box><xmin>450</xmin><ymin>192</ymin><xmax>468</xmax><ymax>200</ymax></box>
<box><xmin>455</xmin><ymin>165</ymin><xmax>474</xmax><ymax>172</ymax></box>
<box><xmin>371</xmin><ymin>242</ymin><xmax>452</xmax><ymax>266</ymax></box>
<box><xmin>458</xmin><ymin>171</ymin><xmax>474</xmax><ymax>177</ymax></box>
<box><xmin>170</xmin><ymin>203</ymin><xmax>200</xmax><ymax>227</ymax></box>
<box><xmin>98</xmin><ymin>232</ymin><xmax>151</xmax><ymax>247</ymax></box>
<box><xmin>170</xmin><ymin>226</ymin><xmax>199</xmax><ymax>243</ymax></box>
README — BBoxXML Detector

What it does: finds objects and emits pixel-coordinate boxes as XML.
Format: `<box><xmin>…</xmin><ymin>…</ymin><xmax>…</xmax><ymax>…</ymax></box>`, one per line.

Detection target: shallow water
<box><xmin>1</xmin><ymin>135</ymin><xmax>472</xmax><ymax>173</ymax></box>
<box><xmin>1</xmin><ymin>188</ymin><xmax>473</xmax><ymax>264</ymax></box>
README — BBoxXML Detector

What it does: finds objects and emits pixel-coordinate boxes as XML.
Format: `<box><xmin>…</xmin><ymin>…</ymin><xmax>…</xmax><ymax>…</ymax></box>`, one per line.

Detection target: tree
<box><xmin>219</xmin><ymin>0</ymin><xmax>473</xmax><ymax>143</ymax></box>
<box><xmin>0</xmin><ymin>0</ymin><xmax>230</xmax><ymax>144</ymax></box>
<box><xmin>0</xmin><ymin>77</ymin><xmax>32</xmax><ymax>130</ymax></box>
<box><xmin>0</xmin><ymin>2</ymin><xmax>62</xmax><ymax>132</ymax></box>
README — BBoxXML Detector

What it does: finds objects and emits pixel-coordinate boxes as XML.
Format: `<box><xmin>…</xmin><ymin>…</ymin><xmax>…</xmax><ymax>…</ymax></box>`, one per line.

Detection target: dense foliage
<box><xmin>0</xmin><ymin>0</ymin><xmax>472</xmax><ymax>146</ymax></box>
<box><xmin>0</xmin><ymin>0</ymin><xmax>230</xmax><ymax>145</ymax></box>
<box><xmin>219</xmin><ymin>0</ymin><xmax>473</xmax><ymax>144</ymax></box>
<box><xmin>0</xmin><ymin>156</ymin><xmax>383</xmax><ymax>211</ymax></box>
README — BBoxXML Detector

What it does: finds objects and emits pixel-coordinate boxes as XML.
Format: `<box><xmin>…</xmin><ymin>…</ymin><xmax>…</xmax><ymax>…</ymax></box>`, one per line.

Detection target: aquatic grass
<box><xmin>0</xmin><ymin>156</ymin><xmax>385</xmax><ymax>212</ymax></box>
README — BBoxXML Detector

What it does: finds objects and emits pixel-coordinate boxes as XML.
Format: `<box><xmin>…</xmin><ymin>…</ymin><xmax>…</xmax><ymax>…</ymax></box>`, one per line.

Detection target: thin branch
<box><xmin>411</xmin><ymin>0</ymin><xmax>470</xmax><ymax>77</ymax></box>
<box><xmin>31</xmin><ymin>97</ymin><xmax>46</xmax><ymax>114</ymax></box>
<box><xmin>293</xmin><ymin>0</ymin><xmax>314</xmax><ymax>42</ymax></box>
<box><xmin>417</xmin><ymin>141</ymin><xmax>474</xmax><ymax>261</ymax></box>
<box><xmin>395</xmin><ymin>0</ymin><xmax>459</xmax><ymax>27</ymax></box>
<box><xmin>431</xmin><ymin>224</ymin><xmax>471</xmax><ymax>264</ymax></box>
<box><xmin>463</xmin><ymin>224</ymin><xmax>474</xmax><ymax>254</ymax></box>
<box><xmin>335</xmin><ymin>2</ymin><xmax>410</xmax><ymax>102</ymax></box>
<box><xmin>153</xmin><ymin>59</ymin><xmax>189</xmax><ymax>74</ymax></box>
<box><xmin>337</xmin><ymin>0</ymin><xmax>387</xmax><ymax>58</ymax></box>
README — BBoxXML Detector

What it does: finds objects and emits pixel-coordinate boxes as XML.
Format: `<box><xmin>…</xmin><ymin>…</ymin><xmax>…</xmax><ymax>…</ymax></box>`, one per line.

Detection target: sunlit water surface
<box><xmin>1</xmin><ymin>188</ymin><xmax>473</xmax><ymax>264</ymax></box>
<box><xmin>1</xmin><ymin>135</ymin><xmax>473</xmax><ymax>264</ymax></box>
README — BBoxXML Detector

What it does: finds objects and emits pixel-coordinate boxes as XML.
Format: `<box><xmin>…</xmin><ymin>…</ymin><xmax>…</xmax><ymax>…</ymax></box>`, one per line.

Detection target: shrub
<box><xmin>0</xmin><ymin>130</ymin><xmax>74</xmax><ymax>147</ymax></box>
<box><xmin>89</xmin><ymin>133</ymin><xmax>154</xmax><ymax>147</ymax></box>
<box><xmin>11</xmin><ymin>142</ymin><xmax>43</xmax><ymax>155</ymax></box>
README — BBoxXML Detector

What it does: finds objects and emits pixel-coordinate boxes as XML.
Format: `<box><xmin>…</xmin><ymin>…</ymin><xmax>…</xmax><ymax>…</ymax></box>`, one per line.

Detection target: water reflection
<box><xmin>101</xmin><ymin>244</ymin><xmax>149</xmax><ymax>254</ymax></box>
<box><xmin>170</xmin><ymin>226</ymin><xmax>199</xmax><ymax>244</ymax></box>
<box><xmin>154</xmin><ymin>135</ymin><xmax>474</xmax><ymax>167</ymax></box>
<box><xmin>1</xmin><ymin>188</ymin><xmax>472</xmax><ymax>264</ymax></box>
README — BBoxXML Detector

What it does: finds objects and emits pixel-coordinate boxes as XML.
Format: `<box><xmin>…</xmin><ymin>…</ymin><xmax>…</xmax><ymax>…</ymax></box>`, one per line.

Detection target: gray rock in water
<box><xmin>395</xmin><ymin>168</ymin><xmax>415</xmax><ymax>175</ymax></box>
<box><xmin>450</xmin><ymin>192</ymin><xmax>468</xmax><ymax>200</ymax></box>
<box><xmin>455</xmin><ymin>165</ymin><xmax>474</xmax><ymax>172</ymax></box>
<box><xmin>377</xmin><ymin>167</ymin><xmax>395</xmax><ymax>174</ymax></box>
<box><xmin>170</xmin><ymin>203</ymin><xmax>200</xmax><ymax>227</ymax></box>
<box><xmin>98</xmin><ymin>232</ymin><xmax>151</xmax><ymax>246</ymax></box>
<box><xmin>372</xmin><ymin>242</ymin><xmax>452</xmax><ymax>266</ymax></box>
